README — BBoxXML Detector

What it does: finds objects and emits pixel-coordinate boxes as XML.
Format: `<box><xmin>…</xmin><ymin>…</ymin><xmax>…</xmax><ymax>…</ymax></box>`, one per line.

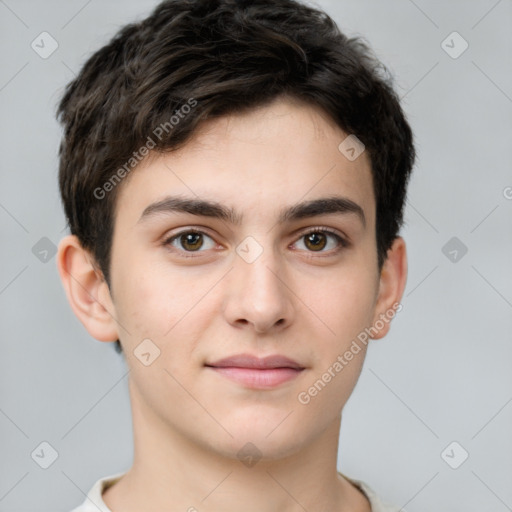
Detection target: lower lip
<box><xmin>207</xmin><ymin>366</ymin><xmax>303</xmax><ymax>389</ymax></box>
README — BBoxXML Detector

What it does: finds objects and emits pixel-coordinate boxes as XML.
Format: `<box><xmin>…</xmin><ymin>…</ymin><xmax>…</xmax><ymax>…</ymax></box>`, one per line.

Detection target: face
<box><xmin>106</xmin><ymin>97</ymin><xmax>384</xmax><ymax>459</ymax></box>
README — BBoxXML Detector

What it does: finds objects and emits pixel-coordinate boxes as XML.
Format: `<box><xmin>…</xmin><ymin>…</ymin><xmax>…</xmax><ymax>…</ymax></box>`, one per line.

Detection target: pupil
<box><xmin>183</xmin><ymin>233</ymin><xmax>202</xmax><ymax>250</ymax></box>
<box><xmin>306</xmin><ymin>232</ymin><xmax>326</xmax><ymax>251</ymax></box>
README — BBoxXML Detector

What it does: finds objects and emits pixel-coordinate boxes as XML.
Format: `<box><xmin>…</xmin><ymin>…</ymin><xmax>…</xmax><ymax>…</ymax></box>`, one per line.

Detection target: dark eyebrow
<box><xmin>139</xmin><ymin>196</ymin><xmax>243</xmax><ymax>225</ymax></box>
<box><xmin>138</xmin><ymin>195</ymin><xmax>366</xmax><ymax>228</ymax></box>
<box><xmin>279</xmin><ymin>196</ymin><xmax>366</xmax><ymax>227</ymax></box>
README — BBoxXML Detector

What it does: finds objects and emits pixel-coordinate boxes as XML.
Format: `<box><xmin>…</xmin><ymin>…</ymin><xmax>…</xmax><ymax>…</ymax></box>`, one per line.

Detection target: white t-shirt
<box><xmin>69</xmin><ymin>471</ymin><xmax>400</xmax><ymax>512</ymax></box>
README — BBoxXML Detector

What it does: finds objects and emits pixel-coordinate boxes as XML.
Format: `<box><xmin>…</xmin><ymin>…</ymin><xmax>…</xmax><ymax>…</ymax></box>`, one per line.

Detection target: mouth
<box><xmin>205</xmin><ymin>353</ymin><xmax>305</xmax><ymax>389</ymax></box>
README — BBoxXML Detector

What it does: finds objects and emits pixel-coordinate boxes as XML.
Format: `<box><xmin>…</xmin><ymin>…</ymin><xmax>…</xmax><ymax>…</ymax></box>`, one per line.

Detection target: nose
<box><xmin>222</xmin><ymin>244</ymin><xmax>295</xmax><ymax>334</ymax></box>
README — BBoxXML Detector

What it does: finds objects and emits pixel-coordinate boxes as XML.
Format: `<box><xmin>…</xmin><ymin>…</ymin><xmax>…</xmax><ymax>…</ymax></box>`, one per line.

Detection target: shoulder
<box><xmin>68</xmin><ymin>472</ymin><xmax>126</xmax><ymax>512</ymax></box>
<box><xmin>341</xmin><ymin>473</ymin><xmax>401</xmax><ymax>512</ymax></box>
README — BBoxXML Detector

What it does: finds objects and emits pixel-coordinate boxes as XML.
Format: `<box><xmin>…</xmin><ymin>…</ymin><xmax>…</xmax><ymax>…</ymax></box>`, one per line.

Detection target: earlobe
<box><xmin>370</xmin><ymin>236</ymin><xmax>408</xmax><ymax>340</ymax></box>
<box><xmin>57</xmin><ymin>234</ymin><xmax>119</xmax><ymax>342</ymax></box>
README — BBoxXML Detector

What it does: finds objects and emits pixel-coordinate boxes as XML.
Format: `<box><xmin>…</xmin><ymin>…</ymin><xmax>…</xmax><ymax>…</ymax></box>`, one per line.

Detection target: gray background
<box><xmin>1</xmin><ymin>0</ymin><xmax>511</xmax><ymax>511</ymax></box>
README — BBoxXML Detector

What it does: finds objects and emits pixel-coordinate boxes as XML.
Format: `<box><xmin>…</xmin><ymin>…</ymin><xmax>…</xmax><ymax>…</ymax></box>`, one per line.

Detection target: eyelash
<box><xmin>162</xmin><ymin>226</ymin><xmax>349</xmax><ymax>259</ymax></box>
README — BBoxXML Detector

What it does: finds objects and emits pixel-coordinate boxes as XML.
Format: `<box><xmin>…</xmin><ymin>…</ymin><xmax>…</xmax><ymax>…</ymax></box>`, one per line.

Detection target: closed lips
<box><xmin>205</xmin><ymin>354</ymin><xmax>305</xmax><ymax>370</ymax></box>
<box><xmin>205</xmin><ymin>353</ymin><xmax>305</xmax><ymax>388</ymax></box>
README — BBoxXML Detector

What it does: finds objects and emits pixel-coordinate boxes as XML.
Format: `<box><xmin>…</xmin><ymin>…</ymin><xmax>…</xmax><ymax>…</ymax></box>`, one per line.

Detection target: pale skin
<box><xmin>57</xmin><ymin>96</ymin><xmax>407</xmax><ymax>512</ymax></box>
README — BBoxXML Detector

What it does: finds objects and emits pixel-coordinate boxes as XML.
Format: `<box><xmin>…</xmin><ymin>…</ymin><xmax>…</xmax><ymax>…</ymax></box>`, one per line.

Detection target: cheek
<box><xmin>296</xmin><ymin>273</ymin><xmax>375</xmax><ymax>416</ymax></box>
<box><xmin>113</xmin><ymin>273</ymin><xmax>168</xmax><ymax>336</ymax></box>
<box><xmin>111</xmin><ymin>260</ymin><xmax>217</xmax><ymax>355</ymax></box>
<box><xmin>304</xmin><ymin>265</ymin><xmax>378</xmax><ymax>345</ymax></box>
<box><xmin>298</xmin><ymin>263</ymin><xmax>377</xmax><ymax>413</ymax></box>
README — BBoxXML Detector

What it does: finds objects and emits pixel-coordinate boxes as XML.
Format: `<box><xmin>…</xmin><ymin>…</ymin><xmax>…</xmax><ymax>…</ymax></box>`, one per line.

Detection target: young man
<box><xmin>56</xmin><ymin>0</ymin><xmax>415</xmax><ymax>510</ymax></box>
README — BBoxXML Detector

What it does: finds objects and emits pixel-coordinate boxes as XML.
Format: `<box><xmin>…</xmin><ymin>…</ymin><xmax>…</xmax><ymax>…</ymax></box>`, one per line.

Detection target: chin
<box><xmin>202</xmin><ymin>414</ymin><xmax>314</xmax><ymax>462</ymax></box>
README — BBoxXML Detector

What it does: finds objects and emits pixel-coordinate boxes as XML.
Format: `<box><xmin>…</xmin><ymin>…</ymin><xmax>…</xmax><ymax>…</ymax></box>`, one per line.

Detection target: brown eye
<box><xmin>164</xmin><ymin>230</ymin><xmax>216</xmax><ymax>255</ymax></box>
<box><xmin>304</xmin><ymin>232</ymin><xmax>327</xmax><ymax>251</ymax></box>
<box><xmin>294</xmin><ymin>228</ymin><xmax>347</xmax><ymax>254</ymax></box>
<box><xmin>179</xmin><ymin>232</ymin><xmax>204</xmax><ymax>251</ymax></box>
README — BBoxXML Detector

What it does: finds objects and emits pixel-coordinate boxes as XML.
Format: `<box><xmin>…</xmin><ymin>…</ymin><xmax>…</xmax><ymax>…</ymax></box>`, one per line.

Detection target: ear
<box><xmin>56</xmin><ymin>234</ymin><xmax>119</xmax><ymax>342</ymax></box>
<box><xmin>370</xmin><ymin>236</ymin><xmax>407</xmax><ymax>340</ymax></box>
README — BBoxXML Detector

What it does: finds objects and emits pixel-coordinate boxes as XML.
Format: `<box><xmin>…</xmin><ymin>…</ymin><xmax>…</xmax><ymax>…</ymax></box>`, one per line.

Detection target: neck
<box><xmin>102</xmin><ymin>379</ymin><xmax>371</xmax><ymax>512</ymax></box>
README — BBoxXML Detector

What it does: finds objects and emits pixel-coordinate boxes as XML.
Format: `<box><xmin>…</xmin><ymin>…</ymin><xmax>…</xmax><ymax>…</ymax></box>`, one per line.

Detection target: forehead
<box><xmin>114</xmin><ymin>97</ymin><xmax>375</xmax><ymax>228</ymax></box>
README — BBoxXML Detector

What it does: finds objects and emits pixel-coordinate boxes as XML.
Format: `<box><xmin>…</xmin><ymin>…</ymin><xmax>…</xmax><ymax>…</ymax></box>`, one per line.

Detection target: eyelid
<box><xmin>162</xmin><ymin>226</ymin><xmax>220</xmax><ymax>255</ymax></box>
<box><xmin>162</xmin><ymin>224</ymin><xmax>349</xmax><ymax>257</ymax></box>
<box><xmin>295</xmin><ymin>225</ymin><xmax>349</xmax><ymax>245</ymax></box>
<box><xmin>291</xmin><ymin>225</ymin><xmax>350</xmax><ymax>256</ymax></box>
